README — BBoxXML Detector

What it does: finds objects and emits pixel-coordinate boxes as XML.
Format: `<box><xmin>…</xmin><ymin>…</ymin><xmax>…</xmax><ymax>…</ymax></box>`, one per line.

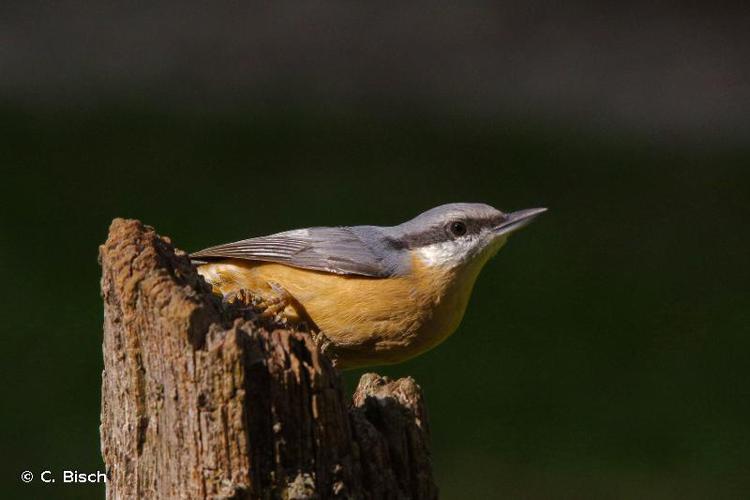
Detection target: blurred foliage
<box><xmin>1</xmin><ymin>104</ymin><xmax>748</xmax><ymax>498</ymax></box>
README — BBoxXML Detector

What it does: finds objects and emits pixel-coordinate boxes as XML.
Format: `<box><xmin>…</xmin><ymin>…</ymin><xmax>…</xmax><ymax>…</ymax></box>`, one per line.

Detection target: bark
<box><xmin>99</xmin><ymin>218</ymin><xmax>437</xmax><ymax>500</ymax></box>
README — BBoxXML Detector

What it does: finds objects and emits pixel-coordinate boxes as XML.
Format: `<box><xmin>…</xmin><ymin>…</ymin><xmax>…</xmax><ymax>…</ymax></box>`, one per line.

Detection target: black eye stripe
<box><xmin>400</xmin><ymin>214</ymin><xmax>507</xmax><ymax>248</ymax></box>
<box><xmin>463</xmin><ymin>214</ymin><xmax>506</xmax><ymax>235</ymax></box>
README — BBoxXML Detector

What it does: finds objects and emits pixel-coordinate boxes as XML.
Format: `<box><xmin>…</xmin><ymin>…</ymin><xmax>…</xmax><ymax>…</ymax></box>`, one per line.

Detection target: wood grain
<box><xmin>99</xmin><ymin>218</ymin><xmax>437</xmax><ymax>499</ymax></box>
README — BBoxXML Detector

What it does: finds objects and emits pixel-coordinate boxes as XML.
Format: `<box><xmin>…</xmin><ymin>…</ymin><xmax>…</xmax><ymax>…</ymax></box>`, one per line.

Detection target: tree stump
<box><xmin>99</xmin><ymin>219</ymin><xmax>437</xmax><ymax>499</ymax></box>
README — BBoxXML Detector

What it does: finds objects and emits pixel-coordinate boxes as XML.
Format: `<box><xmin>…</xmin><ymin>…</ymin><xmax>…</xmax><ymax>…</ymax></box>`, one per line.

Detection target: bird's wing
<box><xmin>190</xmin><ymin>227</ymin><xmax>392</xmax><ymax>277</ymax></box>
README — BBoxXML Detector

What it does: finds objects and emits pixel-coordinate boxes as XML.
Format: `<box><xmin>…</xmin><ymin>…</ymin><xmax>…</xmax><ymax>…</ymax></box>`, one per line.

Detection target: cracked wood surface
<box><xmin>99</xmin><ymin>218</ymin><xmax>437</xmax><ymax>499</ymax></box>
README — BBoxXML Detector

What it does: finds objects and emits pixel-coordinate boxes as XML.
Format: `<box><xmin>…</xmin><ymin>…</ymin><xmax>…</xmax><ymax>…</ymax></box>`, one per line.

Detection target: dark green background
<box><xmin>2</xmin><ymin>105</ymin><xmax>748</xmax><ymax>498</ymax></box>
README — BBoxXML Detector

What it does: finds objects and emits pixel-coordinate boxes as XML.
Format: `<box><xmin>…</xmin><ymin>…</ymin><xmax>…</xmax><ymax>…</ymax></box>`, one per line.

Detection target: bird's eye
<box><xmin>449</xmin><ymin>220</ymin><xmax>467</xmax><ymax>237</ymax></box>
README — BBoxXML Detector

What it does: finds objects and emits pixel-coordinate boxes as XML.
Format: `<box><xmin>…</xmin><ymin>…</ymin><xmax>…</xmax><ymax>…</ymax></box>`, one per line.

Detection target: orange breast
<box><xmin>198</xmin><ymin>255</ymin><xmax>482</xmax><ymax>368</ymax></box>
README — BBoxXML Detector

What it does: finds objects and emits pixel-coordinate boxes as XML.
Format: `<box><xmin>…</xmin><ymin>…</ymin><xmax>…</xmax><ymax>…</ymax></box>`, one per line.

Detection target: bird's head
<box><xmin>393</xmin><ymin>202</ymin><xmax>547</xmax><ymax>271</ymax></box>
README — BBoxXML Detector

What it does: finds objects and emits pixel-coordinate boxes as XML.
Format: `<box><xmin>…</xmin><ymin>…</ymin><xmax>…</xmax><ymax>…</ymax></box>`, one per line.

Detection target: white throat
<box><xmin>415</xmin><ymin>233</ymin><xmax>508</xmax><ymax>269</ymax></box>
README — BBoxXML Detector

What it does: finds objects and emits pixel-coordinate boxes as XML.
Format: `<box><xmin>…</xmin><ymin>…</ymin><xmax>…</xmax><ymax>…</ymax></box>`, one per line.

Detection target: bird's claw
<box><xmin>222</xmin><ymin>282</ymin><xmax>291</xmax><ymax>320</ymax></box>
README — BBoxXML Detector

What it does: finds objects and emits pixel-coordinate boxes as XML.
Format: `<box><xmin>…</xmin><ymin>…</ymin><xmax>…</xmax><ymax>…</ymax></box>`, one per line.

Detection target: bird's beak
<box><xmin>493</xmin><ymin>207</ymin><xmax>547</xmax><ymax>236</ymax></box>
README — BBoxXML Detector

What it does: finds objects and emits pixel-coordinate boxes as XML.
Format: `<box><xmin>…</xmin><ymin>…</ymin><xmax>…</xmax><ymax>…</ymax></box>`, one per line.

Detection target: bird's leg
<box><xmin>310</xmin><ymin>329</ymin><xmax>341</xmax><ymax>367</ymax></box>
<box><xmin>260</xmin><ymin>281</ymin><xmax>294</xmax><ymax>318</ymax></box>
<box><xmin>257</xmin><ymin>283</ymin><xmax>336</xmax><ymax>357</ymax></box>
<box><xmin>312</xmin><ymin>330</ymin><xmax>333</xmax><ymax>353</ymax></box>
<box><xmin>225</xmin><ymin>283</ymin><xmax>338</xmax><ymax>363</ymax></box>
<box><xmin>222</xmin><ymin>288</ymin><xmax>264</xmax><ymax>309</ymax></box>
<box><xmin>222</xmin><ymin>281</ymin><xmax>292</xmax><ymax>319</ymax></box>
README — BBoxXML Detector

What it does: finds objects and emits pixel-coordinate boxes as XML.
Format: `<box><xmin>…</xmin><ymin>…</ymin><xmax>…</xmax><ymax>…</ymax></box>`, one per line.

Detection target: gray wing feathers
<box><xmin>190</xmin><ymin>227</ymin><xmax>393</xmax><ymax>277</ymax></box>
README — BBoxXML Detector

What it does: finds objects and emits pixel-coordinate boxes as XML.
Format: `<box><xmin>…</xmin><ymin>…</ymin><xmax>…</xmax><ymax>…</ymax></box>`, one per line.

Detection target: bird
<box><xmin>191</xmin><ymin>203</ymin><xmax>546</xmax><ymax>369</ymax></box>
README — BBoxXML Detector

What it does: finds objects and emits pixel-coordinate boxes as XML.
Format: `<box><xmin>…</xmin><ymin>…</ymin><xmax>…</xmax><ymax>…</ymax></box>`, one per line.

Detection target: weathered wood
<box><xmin>99</xmin><ymin>218</ymin><xmax>437</xmax><ymax>499</ymax></box>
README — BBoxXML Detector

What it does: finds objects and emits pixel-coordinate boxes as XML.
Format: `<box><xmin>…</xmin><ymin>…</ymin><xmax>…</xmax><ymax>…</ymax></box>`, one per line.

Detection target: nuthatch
<box><xmin>192</xmin><ymin>203</ymin><xmax>546</xmax><ymax>369</ymax></box>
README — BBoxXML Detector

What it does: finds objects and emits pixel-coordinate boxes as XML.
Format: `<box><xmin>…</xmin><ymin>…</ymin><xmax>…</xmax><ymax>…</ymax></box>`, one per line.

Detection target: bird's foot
<box><xmin>311</xmin><ymin>330</ymin><xmax>341</xmax><ymax>366</ymax></box>
<box><xmin>223</xmin><ymin>281</ymin><xmax>292</xmax><ymax>321</ymax></box>
<box><xmin>260</xmin><ymin>281</ymin><xmax>294</xmax><ymax>318</ymax></box>
<box><xmin>223</xmin><ymin>288</ymin><xmax>264</xmax><ymax>309</ymax></box>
